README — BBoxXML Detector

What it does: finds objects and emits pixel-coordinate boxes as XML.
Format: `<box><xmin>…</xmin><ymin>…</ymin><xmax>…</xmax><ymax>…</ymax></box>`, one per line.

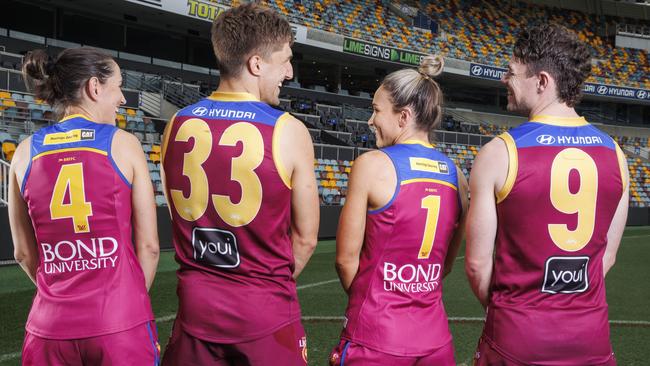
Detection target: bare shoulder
<box><xmin>10</xmin><ymin>136</ymin><xmax>33</xmax><ymax>174</ymax></box>
<box><xmin>280</xmin><ymin>113</ymin><xmax>310</xmax><ymax>134</ymax></box>
<box><xmin>476</xmin><ymin>136</ymin><xmax>508</xmax><ymax>160</ymax></box>
<box><xmin>112</xmin><ymin>128</ymin><xmax>143</xmax><ymax>152</ymax></box>
<box><xmin>351</xmin><ymin>150</ymin><xmax>391</xmax><ymax>177</ymax></box>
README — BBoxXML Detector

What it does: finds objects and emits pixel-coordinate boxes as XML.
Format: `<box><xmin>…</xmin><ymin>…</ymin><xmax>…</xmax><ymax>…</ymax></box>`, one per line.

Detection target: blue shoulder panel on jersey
<box><xmin>383</xmin><ymin>143</ymin><xmax>459</xmax><ymax>187</ymax></box>
<box><xmin>176</xmin><ymin>98</ymin><xmax>285</xmax><ymax>126</ymax></box>
<box><xmin>31</xmin><ymin>116</ymin><xmax>117</xmax><ymax>157</ymax></box>
<box><xmin>510</xmin><ymin>122</ymin><xmax>615</xmax><ymax>150</ymax></box>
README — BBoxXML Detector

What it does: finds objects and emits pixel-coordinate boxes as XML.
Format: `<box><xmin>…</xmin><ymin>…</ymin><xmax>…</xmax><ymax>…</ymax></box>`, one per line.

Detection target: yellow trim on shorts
<box><xmin>495</xmin><ymin>132</ymin><xmax>518</xmax><ymax>204</ymax></box>
<box><xmin>614</xmin><ymin>141</ymin><xmax>628</xmax><ymax>193</ymax></box>
<box><xmin>272</xmin><ymin>113</ymin><xmax>292</xmax><ymax>189</ymax></box>
<box><xmin>33</xmin><ymin>147</ymin><xmax>107</xmax><ymax>160</ymax></box>
<box><xmin>401</xmin><ymin>178</ymin><xmax>458</xmax><ymax>190</ymax></box>
<box><xmin>529</xmin><ymin>115</ymin><xmax>589</xmax><ymax>127</ymax></box>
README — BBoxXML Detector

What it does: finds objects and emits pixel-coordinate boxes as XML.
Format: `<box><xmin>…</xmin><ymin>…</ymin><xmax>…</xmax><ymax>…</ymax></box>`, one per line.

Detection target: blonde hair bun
<box><xmin>418</xmin><ymin>55</ymin><xmax>444</xmax><ymax>78</ymax></box>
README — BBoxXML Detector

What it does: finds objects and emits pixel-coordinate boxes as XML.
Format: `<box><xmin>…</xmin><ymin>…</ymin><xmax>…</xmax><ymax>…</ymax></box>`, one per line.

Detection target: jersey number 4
<box><xmin>49</xmin><ymin>163</ymin><xmax>93</xmax><ymax>233</ymax></box>
<box><xmin>170</xmin><ymin>119</ymin><xmax>263</xmax><ymax>227</ymax></box>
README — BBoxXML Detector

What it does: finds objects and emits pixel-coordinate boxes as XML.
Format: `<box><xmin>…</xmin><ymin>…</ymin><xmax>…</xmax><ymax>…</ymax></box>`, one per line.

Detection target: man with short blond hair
<box><xmin>161</xmin><ymin>4</ymin><xmax>319</xmax><ymax>365</ymax></box>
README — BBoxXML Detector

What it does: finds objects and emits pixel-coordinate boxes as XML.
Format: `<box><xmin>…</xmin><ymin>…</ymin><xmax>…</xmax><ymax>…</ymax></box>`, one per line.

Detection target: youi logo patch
<box><xmin>191</xmin><ymin>227</ymin><xmax>240</xmax><ymax>268</ymax></box>
<box><xmin>192</xmin><ymin>106</ymin><xmax>208</xmax><ymax>116</ymax></box>
<box><xmin>542</xmin><ymin>256</ymin><xmax>589</xmax><ymax>294</ymax></box>
<box><xmin>536</xmin><ymin>134</ymin><xmax>556</xmax><ymax>145</ymax></box>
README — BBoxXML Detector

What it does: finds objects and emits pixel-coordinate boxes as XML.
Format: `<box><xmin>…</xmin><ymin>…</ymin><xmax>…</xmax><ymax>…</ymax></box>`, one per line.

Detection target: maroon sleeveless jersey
<box><xmin>162</xmin><ymin>92</ymin><xmax>300</xmax><ymax>343</ymax></box>
<box><xmin>484</xmin><ymin>116</ymin><xmax>627</xmax><ymax>364</ymax></box>
<box><xmin>21</xmin><ymin>115</ymin><xmax>154</xmax><ymax>339</ymax></box>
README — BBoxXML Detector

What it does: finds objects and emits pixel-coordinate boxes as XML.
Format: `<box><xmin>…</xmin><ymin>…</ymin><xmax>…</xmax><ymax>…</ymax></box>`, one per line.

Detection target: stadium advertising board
<box><xmin>469</xmin><ymin>63</ymin><xmax>506</xmax><ymax>80</ymax></box>
<box><xmin>125</xmin><ymin>0</ymin><xmax>227</xmax><ymax>21</ymax></box>
<box><xmin>343</xmin><ymin>38</ymin><xmax>426</xmax><ymax>66</ymax></box>
<box><xmin>126</xmin><ymin>0</ymin><xmax>308</xmax><ymax>43</ymax></box>
<box><xmin>583</xmin><ymin>83</ymin><xmax>650</xmax><ymax>101</ymax></box>
<box><xmin>469</xmin><ymin>63</ymin><xmax>650</xmax><ymax>102</ymax></box>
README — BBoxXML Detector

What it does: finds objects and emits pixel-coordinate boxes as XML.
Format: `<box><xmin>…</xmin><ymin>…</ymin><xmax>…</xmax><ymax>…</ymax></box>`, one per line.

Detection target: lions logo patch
<box><xmin>299</xmin><ymin>336</ymin><xmax>308</xmax><ymax>364</ymax></box>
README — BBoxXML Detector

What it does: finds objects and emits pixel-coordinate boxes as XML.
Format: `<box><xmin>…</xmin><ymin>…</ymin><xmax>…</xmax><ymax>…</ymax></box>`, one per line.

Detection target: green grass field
<box><xmin>1</xmin><ymin>226</ymin><xmax>649</xmax><ymax>365</ymax></box>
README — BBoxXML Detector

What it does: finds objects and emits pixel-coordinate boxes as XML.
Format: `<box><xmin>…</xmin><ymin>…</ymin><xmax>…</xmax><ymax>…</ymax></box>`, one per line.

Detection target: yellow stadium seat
<box><xmin>149</xmin><ymin>153</ymin><xmax>161</xmax><ymax>164</ymax></box>
<box><xmin>151</xmin><ymin>145</ymin><xmax>161</xmax><ymax>154</ymax></box>
<box><xmin>2</xmin><ymin>141</ymin><xmax>17</xmax><ymax>161</ymax></box>
<box><xmin>0</xmin><ymin>91</ymin><xmax>10</xmax><ymax>99</ymax></box>
<box><xmin>126</xmin><ymin>108</ymin><xmax>137</xmax><ymax>116</ymax></box>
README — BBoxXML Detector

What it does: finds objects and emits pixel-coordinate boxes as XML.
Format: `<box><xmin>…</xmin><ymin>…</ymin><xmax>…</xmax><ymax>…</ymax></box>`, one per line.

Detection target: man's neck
<box><xmin>528</xmin><ymin>99</ymin><xmax>579</xmax><ymax>120</ymax></box>
<box><xmin>215</xmin><ymin>77</ymin><xmax>260</xmax><ymax>100</ymax></box>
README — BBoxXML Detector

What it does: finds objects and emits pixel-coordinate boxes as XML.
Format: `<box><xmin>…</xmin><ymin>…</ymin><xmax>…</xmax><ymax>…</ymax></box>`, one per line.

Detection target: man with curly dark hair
<box><xmin>466</xmin><ymin>24</ymin><xmax>628</xmax><ymax>365</ymax></box>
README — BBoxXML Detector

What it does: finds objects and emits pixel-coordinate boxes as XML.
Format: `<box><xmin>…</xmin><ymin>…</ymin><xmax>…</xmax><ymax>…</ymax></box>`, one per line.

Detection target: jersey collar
<box><xmin>401</xmin><ymin>139</ymin><xmax>435</xmax><ymax>148</ymax></box>
<box><xmin>207</xmin><ymin>91</ymin><xmax>259</xmax><ymax>102</ymax></box>
<box><xmin>529</xmin><ymin>115</ymin><xmax>588</xmax><ymax>127</ymax></box>
<box><xmin>59</xmin><ymin>114</ymin><xmax>91</xmax><ymax>122</ymax></box>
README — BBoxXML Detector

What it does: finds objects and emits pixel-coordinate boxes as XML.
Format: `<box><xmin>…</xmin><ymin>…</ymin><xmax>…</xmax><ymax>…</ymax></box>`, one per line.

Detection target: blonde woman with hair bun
<box><xmin>330</xmin><ymin>55</ymin><xmax>468</xmax><ymax>366</ymax></box>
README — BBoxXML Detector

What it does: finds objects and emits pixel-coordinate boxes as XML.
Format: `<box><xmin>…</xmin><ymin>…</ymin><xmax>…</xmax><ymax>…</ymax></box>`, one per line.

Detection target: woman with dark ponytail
<box><xmin>8</xmin><ymin>47</ymin><xmax>161</xmax><ymax>365</ymax></box>
<box><xmin>330</xmin><ymin>55</ymin><xmax>468</xmax><ymax>366</ymax></box>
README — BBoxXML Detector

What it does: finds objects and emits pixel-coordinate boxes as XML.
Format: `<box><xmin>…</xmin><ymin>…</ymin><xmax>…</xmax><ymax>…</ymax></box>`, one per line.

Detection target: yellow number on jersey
<box><xmin>50</xmin><ymin>163</ymin><xmax>93</xmax><ymax>233</ymax></box>
<box><xmin>170</xmin><ymin>119</ymin><xmax>264</xmax><ymax>227</ymax></box>
<box><xmin>212</xmin><ymin>122</ymin><xmax>264</xmax><ymax>227</ymax></box>
<box><xmin>548</xmin><ymin>148</ymin><xmax>598</xmax><ymax>252</ymax></box>
<box><xmin>418</xmin><ymin>195</ymin><xmax>441</xmax><ymax>259</ymax></box>
<box><xmin>170</xmin><ymin>118</ymin><xmax>212</xmax><ymax>222</ymax></box>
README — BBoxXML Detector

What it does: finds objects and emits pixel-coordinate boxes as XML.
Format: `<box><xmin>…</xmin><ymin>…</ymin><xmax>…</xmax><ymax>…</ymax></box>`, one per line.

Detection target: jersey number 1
<box><xmin>418</xmin><ymin>195</ymin><xmax>441</xmax><ymax>259</ymax></box>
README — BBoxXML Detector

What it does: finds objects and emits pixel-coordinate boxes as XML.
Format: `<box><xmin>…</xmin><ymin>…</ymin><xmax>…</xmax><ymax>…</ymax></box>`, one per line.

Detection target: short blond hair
<box><xmin>211</xmin><ymin>3</ymin><xmax>293</xmax><ymax>78</ymax></box>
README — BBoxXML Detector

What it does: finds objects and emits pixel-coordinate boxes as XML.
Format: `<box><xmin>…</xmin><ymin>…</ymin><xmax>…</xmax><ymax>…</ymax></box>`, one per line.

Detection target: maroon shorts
<box><xmin>329</xmin><ymin>339</ymin><xmax>455</xmax><ymax>366</ymax></box>
<box><xmin>161</xmin><ymin>320</ymin><xmax>307</xmax><ymax>366</ymax></box>
<box><xmin>22</xmin><ymin>321</ymin><xmax>160</xmax><ymax>366</ymax></box>
<box><xmin>473</xmin><ymin>336</ymin><xmax>617</xmax><ymax>366</ymax></box>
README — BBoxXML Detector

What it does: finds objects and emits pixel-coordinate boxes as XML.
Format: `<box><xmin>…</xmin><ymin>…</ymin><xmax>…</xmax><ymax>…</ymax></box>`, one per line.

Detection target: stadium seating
<box><xmin>0</xmin><ymin>88</ymin><xmax>170</xmax><ymax>203</ymax></box>
<box><xmin>262</xmin><ymin>0</ymin><xmax>649</xmax><ymax>88</ymax></box>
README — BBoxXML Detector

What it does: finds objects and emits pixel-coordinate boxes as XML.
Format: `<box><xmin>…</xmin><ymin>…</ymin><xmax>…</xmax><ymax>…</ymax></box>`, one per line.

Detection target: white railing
<box><xmin>0</xmin><ymin>158</ymin><xmax>9</xmax><ymax>206</ymax></box>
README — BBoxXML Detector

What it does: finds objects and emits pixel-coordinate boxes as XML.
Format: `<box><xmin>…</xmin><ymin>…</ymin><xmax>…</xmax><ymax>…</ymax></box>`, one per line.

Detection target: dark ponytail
<box><xmin>22</xmin><ymin>47</ymin><xmax>116</xmax><ymax>118</ymax></box>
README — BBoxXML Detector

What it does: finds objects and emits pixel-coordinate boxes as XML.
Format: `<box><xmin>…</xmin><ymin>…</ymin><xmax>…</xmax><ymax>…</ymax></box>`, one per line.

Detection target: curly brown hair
<box><xmin>513</xmin><ymin>24</ymin><xmax>592</xmax><ymax>107</ymax></box>
<box><xmin>211</xmin><ymin>4</ymin><xmax>293</xmax><ymax>78</ymax></box>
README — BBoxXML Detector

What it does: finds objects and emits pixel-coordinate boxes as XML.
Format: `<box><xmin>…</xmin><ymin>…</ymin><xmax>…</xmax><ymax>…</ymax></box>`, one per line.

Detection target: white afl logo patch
<box><xmin>536</xmin><ymin>135</ymin><xmax>556</xmax><ymax>145</ymax></box>
<box><xmin>192</xmin><ymin>107</ymin><xmax>208</xmax><ymax>116</ymax></box>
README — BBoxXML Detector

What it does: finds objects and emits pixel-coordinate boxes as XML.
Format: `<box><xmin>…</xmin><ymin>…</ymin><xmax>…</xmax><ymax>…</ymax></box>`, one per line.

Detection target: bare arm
<box><xmin>8</xmin><ymin>138</ymin><xmax>38</xmax><ymax>285</ymax></box>
<box><xmin>278</xmin><ymin>115</ymin><xmax>319</xmax><ymax>279</ymax></box>
<box><xmin>443</xmin><ymin>167</ymin><xmax>469</xmax><ymax>278</ymax></box>
<box><xmin>335</xmin><ymin>151</ymin><xmax>393</xmax><ymax>293</ymax></box>
<box><xmin>603</xmin><ymin>152</ymin><xmax>629</xmax><ymax>276</ymax></box>
<box><xmin>335</xmin><ymin>154</ymin><xmax>370</xmax><ymax>293</ymax></box>
<box><xmin>465</xmin><ymin>139</ymin><xmax>507</xmax><ymax>309</ymax></box>
<box><xmin>112</xmin><ymin>130</ymin><xmax>159</xmax><ymax>290</ymax></box>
